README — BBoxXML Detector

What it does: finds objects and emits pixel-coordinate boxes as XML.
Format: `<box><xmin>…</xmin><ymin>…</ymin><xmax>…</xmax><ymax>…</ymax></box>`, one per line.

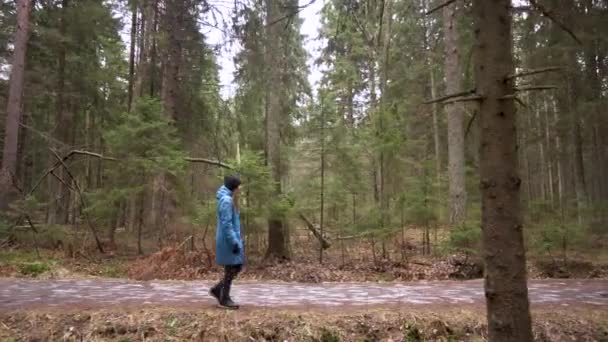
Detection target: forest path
<box><xmin>0</xmin><ymin>278</ymin><xmax>606</xmax><ymax>311</ymax></box>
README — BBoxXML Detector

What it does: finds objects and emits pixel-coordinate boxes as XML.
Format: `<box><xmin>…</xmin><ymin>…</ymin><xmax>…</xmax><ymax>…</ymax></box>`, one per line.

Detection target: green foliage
<box><xmin>18</xmin><ymin>262</ymin><xmax>50</xmax><ymax>276</ymax></box>
<box><xmin>11</xmin><ymin>225</ymin><xmax>70</xmax><ymax>249</ymax></box>
<box><xmin>191</xmin><ymin>202</ymin><xmax>216</xmax><ymax>228</ymax></box>
<box><xmin>86</xmin><ymin>98</ymin><xmax>187</xmax><ymax>222</ymax></box>
<box><xmin>402</xmin><ymin>323</ymin><xmax>422</xmax><ymax>342</ymax></box>
<box><xmin>448</xmin><ymin>223</ymin><xmax>482</xmax><ymax>255</ymax></box>
<box><xmin>319</xmin><ymin>328</ymin><xmax>341</xmax><ymax>342</ymax></box>
<box><xmin>105</xmin><ymin>98</ymin><xmax>187</xmax><ymax>175</ymax></box>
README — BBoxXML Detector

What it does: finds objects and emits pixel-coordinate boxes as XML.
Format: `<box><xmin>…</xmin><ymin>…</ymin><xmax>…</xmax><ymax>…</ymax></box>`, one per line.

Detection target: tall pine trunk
<box><xmin>473</xmin><ymin>0</ymin><xmax>533</xmax><ymax>340</ymax></box>
<box><xmin>48</xmin><ymin>0</ymin><xmax>72</xmax><ymax>225</ymax></box>
<box><xmin>0</xmin><ymin>0</ymin><xmax>32</xmax><ymax>211</ymax></box>
<box><xmin>127</xmin><ymin>5</ymin><xmax>137</xmax><ymax>112</ymax></box>
<box><xmin>265</xmin><ymin>0</ymin><xmax>290</xmax><ymax>259</ymax></box>
<box><xmin>443</xmin><ymin>2</ymin><xmax>467</xmax><ymax>227</ymax></box>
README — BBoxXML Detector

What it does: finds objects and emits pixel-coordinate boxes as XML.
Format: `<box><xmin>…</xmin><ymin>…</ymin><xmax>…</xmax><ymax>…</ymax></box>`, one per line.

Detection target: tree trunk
<box><xmin>566</xmin><ymin>69</ymin><xmax>587</xmax><ymax>224</ymax></box>
<box><xmin>134</xmin><ymin>0</ymin><xmax>155</xmax><ymax>98</ymax></box>
<box><xmin>535</xmin><ymin>103</ymin><xmax>547</xmax><ymax>201</ymax></box>
<box><xmin>473</xmin><ymin>0</ymin><xmax>533</xmax><ymax>340</ymax></box>
<box><xmin>319</xmin><ymin>100</ymin><xmax>326</xmax><ymax>264</ymax></box>
<box><xmin>443</xmin><ymin>1</ymin><xmax>467</xmax><ymax>227</ymax></box>
<box><xmin>48</xmin><ymin>0</ymin><xmax>72</xmax><ymax>225</ymax></box>
<box><xmin>553</xmin><ymin>99</ymin><xmax>565</xmax><ymax>215</ymax></box>
<box><xmin>128</xmin><ymin>5</ymin><xmax>138</xmax><ymax>112</ymax></box>
<box><xmin>0</xmin><ymin>0</ymin><xmax>32</xmax><ymax>211</ymax></box>
<box><xmin>543</xmin><ymin>100</ymin><xmax>554</xmax><ymax>207</ymax></box>
<box><xmin>265</xmin><ymin>0</ymin><xmax>289</xmax><ymax>259</ymax></box>
<box><xmin>430</xmin><ymin>70</ymin><xmax>442</xmax><ymax>215</ymax></box>
<box><xmin>161</xmin><ymin>0</ymin><xmax>181</xmax><ymax>121</ymax></box>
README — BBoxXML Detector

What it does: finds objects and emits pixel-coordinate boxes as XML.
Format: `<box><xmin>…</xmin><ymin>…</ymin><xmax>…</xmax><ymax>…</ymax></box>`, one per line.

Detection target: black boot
<box><xmin>208</xmin><ymin>283</ymin><xmax>221</xmax><ymax>304</ymax></box>
<box><xmin>219</xmin><ymin>284</ymin><xmax>239</xmax><ymax>310</ymax></box>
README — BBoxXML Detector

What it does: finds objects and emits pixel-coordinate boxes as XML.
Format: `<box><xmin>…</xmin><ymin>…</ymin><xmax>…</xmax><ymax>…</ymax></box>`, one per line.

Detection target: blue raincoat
<box><xmin>215</xmin><ymin>185</ymin><xmax>244</xmax><ymax>265</ymax></box>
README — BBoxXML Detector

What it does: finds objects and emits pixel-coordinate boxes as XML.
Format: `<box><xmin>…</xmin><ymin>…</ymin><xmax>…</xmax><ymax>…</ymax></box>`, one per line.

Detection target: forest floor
<box><xmin>2</xmin><ymin>244</ymin><xmax>608</xmax><ymax>283</ymax></box>
<box><xmin>0</xmin><ymin>278</ymin><xmax>607</xmax><ymax>341</ymax></box>
<box><xmin>1</xmin><ymin>240</ymin><xmax>608</xmax><ymax>340</ymax></box>
<box><xmin>4</xmin><ymin>224</ymin><xmax>608</xmax><ymax>282</ymax></box>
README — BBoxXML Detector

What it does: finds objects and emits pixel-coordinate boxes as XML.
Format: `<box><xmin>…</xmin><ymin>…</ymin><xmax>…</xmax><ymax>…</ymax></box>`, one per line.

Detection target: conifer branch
<box><xmin>528</xmin><ymin>0</ymin><xmax>582</xmax><ymax>45</ymax></box>
<box><xmin>425</xmin><ymin>0</ymin><xmax>458</xmax><ymax>16</ymax></box>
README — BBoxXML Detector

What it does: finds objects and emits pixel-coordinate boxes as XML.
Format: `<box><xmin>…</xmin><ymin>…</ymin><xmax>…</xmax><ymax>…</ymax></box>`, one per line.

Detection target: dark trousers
<box><xmin>213</xmin><ymin>264</ymin><xmax>242</xmax><ymax>300</ymax></box>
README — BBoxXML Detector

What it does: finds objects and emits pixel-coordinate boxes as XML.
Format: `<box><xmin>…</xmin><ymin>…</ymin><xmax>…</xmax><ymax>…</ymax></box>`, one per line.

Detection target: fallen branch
<box><xmin>50</xmin><ymin>148</ymin><xmax>104</xmax><ymax>254</ymax></box>
<box><xmin>29</xmin><ymin>149</ymin><xmax>116</xmax><ymax>197</ymax></box>
<box><xmin>177</xmin><ymin>235</ymin><xmax>193</xmax><ymax>251</ymax></box>
<box><xmin>425</xmin><ymin>0</ymin><xmax>458</xmax><ymax>15</ymax></box>
<box><xmin>297</xmin><ymin>213</ymin><xmax>330</xmax><ymax>250</ymax></box>
<box><xmin>335</xmin><ymin>231</ymin><xmax>373</xmax><ymax>241</ymax></box>
<box><xmin>515</xmin><ymin>85</ymin><xmax>557</xmax><ymax>92</ymax></box>
<box><xmin>528</xmin><ymin>0</ymin><xmax>582</xmax><ymax>45</ymax></box>
<box><xmin>184</xmin><ymin>157</ymin><xmax>234</xmax><ymax>170</ymax></box>
<box><xmin>423</xmin><ymin>89</ymin><xmax>476</xmax><ymax>104</ymax></box>
<box><xmin>507</xmin><ymin>66</ymin><xmax>561</xmax><ymax>80</ymax></box>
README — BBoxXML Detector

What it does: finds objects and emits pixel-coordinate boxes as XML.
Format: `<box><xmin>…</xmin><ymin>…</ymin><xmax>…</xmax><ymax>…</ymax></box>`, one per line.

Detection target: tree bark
<box><xmin>47</xmin><ymin>0</ymin><xmax>72</xmax><ymax>225</ymax></box>
<box><xmin>127</xmin><ymin>5</ymin><xmax>137</xmax><ymax>112</ymax></box>
<box><xmin>265</xmin><ymin>0</ymin><xmax>290</xmax><ymax>259</ymax></box>
<box><xmin>535</xmin><ymin>103</ymin><xmax>547</xmax><ymax>201</ymax></box>
<box><xmin>473</xmin><ymin>0</ymin><xmax>533</xmax><ymax>340</ymax></box>
<box><xmin>430</xmin><ymin>69</ymin><xmax>441</xmax><ymax>206</ymax></box>
<box><xmin>443</xmin><ymin>1</ymin><xmax>467</xmax><ymax>227</ymax></box>
<box><xmin>0</xmin><ymin>0</ymin><xmax>32</xmax><ymax>211</ymax></box>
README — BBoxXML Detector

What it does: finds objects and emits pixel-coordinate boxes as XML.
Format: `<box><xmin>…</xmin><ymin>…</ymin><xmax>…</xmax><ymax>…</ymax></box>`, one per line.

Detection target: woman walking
<box><xmin>209</xmin><ymin>175</ymin><xmax>244</xmax><ymax>309</ymax></box>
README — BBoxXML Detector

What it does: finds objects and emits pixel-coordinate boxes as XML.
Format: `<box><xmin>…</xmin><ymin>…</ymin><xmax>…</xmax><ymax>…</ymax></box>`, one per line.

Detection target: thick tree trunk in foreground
<box><xmin>473</xmin><ymin>1</ymin><xmax>533</xmax><ymax>341</ymax></box>
<box><xmin>443</xmin><ymin>2</ymin><xmax>467</xmax><ymax>227</ymax></box>
<box><xmin>0</xmin><ymin>0</ymin><xmax>32</xmax><ymax>211</ymax></box>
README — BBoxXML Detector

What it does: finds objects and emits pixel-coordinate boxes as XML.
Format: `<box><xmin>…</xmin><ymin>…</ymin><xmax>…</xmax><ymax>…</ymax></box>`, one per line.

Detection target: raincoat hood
<box><xmin>216</xmin><ymin>185</ymin><xmax>232</xmax><ymax>200</ymax></box>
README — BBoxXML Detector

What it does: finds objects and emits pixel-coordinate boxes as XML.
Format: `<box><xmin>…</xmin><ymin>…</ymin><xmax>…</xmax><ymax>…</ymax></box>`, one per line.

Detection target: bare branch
<box><xmin>425</xmin><ymin>0</ymin><xmax>458</xmax><ymax>15</ymax></box>
<box><xmin>465</xmin><ymin>111</ymin><xmax>478</xmax><ymax>138</ymax></box>
<box><xmin>507</xmin><ymin>67</ymin><xmax>561</xmax><ymax>80</ymax></box>
<box><xmin>515</xmin><ymin>85</ymin><xmax>558</xmax><ymax>92</ymax></box>
<box><xmin>514</xmin><ymin>97</ymin><xmax>528</xmax><ymax>108</ymax></box>
<box><xmin>500</xmin><ymin>94</ymin><xmax>529</xmax><ymax>108</ymax></box>
<box><xmin>185</xmin><ymin>157</ymin><xmax>234</xmax><ymax>170</ymax></box>
<box><xmin>28</xmin><ymin>149</ymin><xmax>115</xmax><ymax>197</ymax></box>
<box><xmin>69</xmin><ymin>150</ymin><xmax>117</xmax><ymax>161</ymax></box>
<box><xmin>442</xmin><ymin>95</ymin><xmax>484</xmax><ymax>105</ymax></box>
<box><xmin>266</xmin><ymin>0</ymin><xmax>315</xmax><ymax>27</ymax></box>
<box><xmin>528</xmin><ymin>0</ymin><xmax>582</xmax><ymax>45</ymax></box>
<box><xmin>50</xmin><ymin>149</ymin><xmax>104</xmax><ymax>254</ymax></box>
<box><xmin>423</xmin><ymin>89</ymin><xmax>476</xmax><ymax>104</ymax></box>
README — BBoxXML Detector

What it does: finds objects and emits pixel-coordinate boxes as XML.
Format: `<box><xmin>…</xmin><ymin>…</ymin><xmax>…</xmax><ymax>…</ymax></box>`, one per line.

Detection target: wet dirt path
<box><xmin>0</xmin><ymin>278</ymin><xmax>606</xmax><ymax>311</ymax></box>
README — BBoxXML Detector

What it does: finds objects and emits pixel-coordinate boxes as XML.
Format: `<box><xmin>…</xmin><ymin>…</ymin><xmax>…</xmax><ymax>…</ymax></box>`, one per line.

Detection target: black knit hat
<box><xmin>224</xmin><ymin>174</ymin><xmax>241</xmax><ymax>191</ymax></box>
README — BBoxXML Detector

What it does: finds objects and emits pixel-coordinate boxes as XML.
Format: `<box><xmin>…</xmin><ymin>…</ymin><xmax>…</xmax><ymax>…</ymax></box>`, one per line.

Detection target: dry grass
<box><xmin>0</xmin><ymin>306</ymin><xmax>606</xmax><ymax>341</ymax></box>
